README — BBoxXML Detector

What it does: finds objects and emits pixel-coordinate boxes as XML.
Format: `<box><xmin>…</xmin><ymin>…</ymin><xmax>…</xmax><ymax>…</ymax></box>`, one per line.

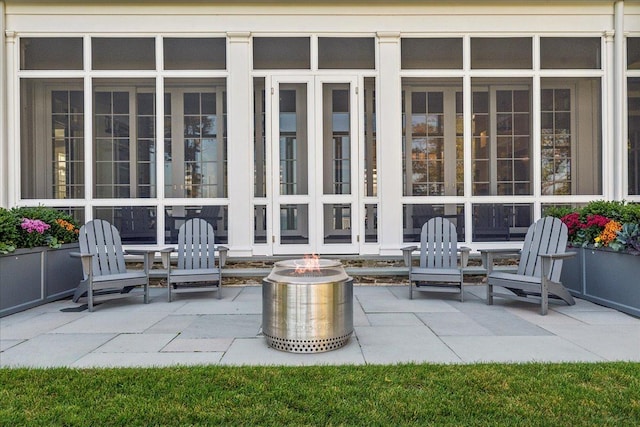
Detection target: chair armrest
<box><xmin>401</xmin><ymin>246</ymin><xmax>418</xmax><ymax>267</ymax></box>
<box><xmin>70</xmin><ymin>252</ymin><xmax>95</xmax><ymax>277</ymax></box>
<box><xmin>478</xmin><ymin>248</ymin><xmax>521</xmax><ymax>275</ymax></box>
<box><xmin>158</xmin><ymin>247</ymin><xmax>175</xmax><ymax>270</ymax></box>
<box><xmin>218</xmin><ymin>245</ymin><xmax>229</xmax><ymax>268</ymax></box>
<box><xmin>125</xmin><ymin>249</ymin><xmax>156</xmax><ymax>274</ymax></box>
<box><xmin>538</xmin><ymin>252</ymin><xmax>576</xmax><ymax>260</ymax></box>
<box><xmin>459</xmin><ymin>246</ymin><xmax>471</xmax><ymax>268</ymax></box>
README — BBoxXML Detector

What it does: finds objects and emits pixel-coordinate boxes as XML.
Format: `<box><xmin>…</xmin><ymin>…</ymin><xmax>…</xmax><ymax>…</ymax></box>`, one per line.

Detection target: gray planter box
<box><xmin>561</xmin><ymin>247</ymin><xmax>640</xmax><ymax>318</ymax></box>
<box><xmin>0</xmin><ymin>243</ymin><xmax>83</xmax><ymax>317</ymax></box>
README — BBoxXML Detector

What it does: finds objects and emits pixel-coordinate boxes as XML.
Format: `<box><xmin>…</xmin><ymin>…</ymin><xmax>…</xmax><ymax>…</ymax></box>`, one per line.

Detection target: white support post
<box><xmin>376</xmin><ymin>32</ymin><xmax>403</xmax><ymax>255</ymax></box>
<box><xmin>614</xmin><ymin>0</ymin><xmax>626</xmax><ymax>200</ymax></box>
<box><xmin>5</xmin><ymin>29</ymin><xmax>17</xmax><ymax>208</ymax></box>
<box><xmin>226</xmin><ymin>32</ymin><xmax>253</xmax><ymax>256</ymax></box>
<box><xmin>605</xmin><ymin>30</ymin><xmax>616</xmax><ymax>200</ymax></box>
<box><xmin>0</xmin><ymin>1</ymin><xmax>6</xmax><ymax>208</ymax></box>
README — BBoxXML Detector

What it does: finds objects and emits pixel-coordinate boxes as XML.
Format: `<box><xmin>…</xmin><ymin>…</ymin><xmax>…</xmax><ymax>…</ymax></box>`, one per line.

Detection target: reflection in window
<box><xmin>164</xmin><ymin>205</ymin><xmax>228</xmax><ymax>244</ymax></box>
<box><xmin>95</xmin><ymin>206</ymin><xmax>157</xmax><ymax>244</ymax></box>
<box><xmin>472</xmin><ymin>203</ymin><xmax>531</xmax><ymax>242</ymax></box>
<box><xmin>254</xmin><ymin>78</ymin><xmax>267</xmax><ymax>197</ymax></box>
<box><xmin>364</xmin><ymin>78</ymin><xmax>377</xmax><ymax>197</ymax></box>
<box><xmin>323</xmin><ymin>84</ymin><xmax>351</xmax><ymax>195</ymax></box>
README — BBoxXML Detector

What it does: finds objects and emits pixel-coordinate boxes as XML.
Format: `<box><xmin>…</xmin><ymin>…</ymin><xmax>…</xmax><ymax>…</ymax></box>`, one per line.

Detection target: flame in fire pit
<box><xmin>294</xmin><ymin>254</ymin><xmax>321</xmax><ymax>275</ymax></box>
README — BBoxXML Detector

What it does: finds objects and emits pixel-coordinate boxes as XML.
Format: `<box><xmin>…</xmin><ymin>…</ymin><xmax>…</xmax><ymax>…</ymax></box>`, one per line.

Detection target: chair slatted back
<box><xmin>177</xmin><ymin>219</ymin><xmax>217</xmax><ymax>269</ymax></box>
<box><xmin>420</xmin><ymin>217</ymin><xmax>458</xmax><ymax>269</ymax></box>
<box><xmin>78</xmin><ymin>219</ymin><xmax>127</xmax><ymax>277</ymax></box>
<box><xmin>517</xmin><ymin>216</ymin><xmax>568</xmax><ymax>281</ymax></box>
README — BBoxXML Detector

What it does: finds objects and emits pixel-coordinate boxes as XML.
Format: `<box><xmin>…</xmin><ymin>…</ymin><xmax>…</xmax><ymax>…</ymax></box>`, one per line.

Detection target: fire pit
<box><xmin>262</xmin><ymin>257</ymin><xmax>353</xmax><ymax>353</ymax></box>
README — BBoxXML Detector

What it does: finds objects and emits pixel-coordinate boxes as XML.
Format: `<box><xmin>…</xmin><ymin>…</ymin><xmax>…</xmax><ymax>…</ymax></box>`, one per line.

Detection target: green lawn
<box><xmin>1</xmin><ymin>363</ymin><xmax>639</xmax><ymax>426</ymax></box>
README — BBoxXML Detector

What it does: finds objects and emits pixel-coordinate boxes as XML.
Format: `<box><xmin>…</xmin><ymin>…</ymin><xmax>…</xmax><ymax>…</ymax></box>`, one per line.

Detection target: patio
<box><xmin>1</xmin><ymin>283</ymin><xmax>639</xmax><ymax>368</ymax></box>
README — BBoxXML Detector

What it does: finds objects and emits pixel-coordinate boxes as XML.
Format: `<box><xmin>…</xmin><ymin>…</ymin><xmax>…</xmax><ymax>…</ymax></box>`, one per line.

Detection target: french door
<box><xmin>270</xmin><ymin>76</ymin><xmax>360</xmax><ymax>255</ymax></box>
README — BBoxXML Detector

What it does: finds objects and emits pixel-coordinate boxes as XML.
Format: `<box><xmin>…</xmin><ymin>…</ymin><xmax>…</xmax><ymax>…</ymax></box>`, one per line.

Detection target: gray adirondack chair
<box><xmin>402</xmin><ymin>217</ymin><xmax>470</xmax><ymax>301</ymax></box>
<box><xmin>480</xmin><ymin>216</ymin><xmax>576</xmax><ymax>315</ymax></box>
<box><xmin>160</xmin><ymin>218</ymin><xmax>228</xmax><ymax>302</ymax></box>
<box><xmin>72</xmin><ymin>219</ymin><xmax>153</xmax><ymax>312</ymax></box>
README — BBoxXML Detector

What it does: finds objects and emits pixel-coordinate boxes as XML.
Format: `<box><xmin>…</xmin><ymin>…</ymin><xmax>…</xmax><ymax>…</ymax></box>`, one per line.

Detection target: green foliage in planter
<box><xmin>0</xmin><ymin>208</ymin><xmax>19</xmax><ymax>254</ymax></box>
<box><xmin>609</xmin><ymin>223</ymin><xmax>640</xmax><ymax>253</ymax></box>
<box><xmin>578</xmin><ymin>200</ymin><xmax>640</xmax><ymax>224</ymax></box>
<box><xmin>3</xmin><ymin>206</ymin><xmax>80</xmax><ymax>251</ymax></box>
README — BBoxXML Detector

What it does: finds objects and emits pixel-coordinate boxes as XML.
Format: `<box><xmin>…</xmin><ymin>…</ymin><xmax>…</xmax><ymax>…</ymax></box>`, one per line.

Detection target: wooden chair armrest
<box><xmin>401</xmin><ymin>246</ymin><xmax>418</xmax><ymax>267</ymax></box>
<box><xmin>538</xmin><ymin>252</ymin><xmax>576</xmax><ymax>260</ymax></box>
<box><xmin>70</xmin><ymin>252</ymin><xmax>95</xmax><ymax>277</ymax></box>
<box><xmin>478</xmin><ymin>248</ymin><xmax>521</xmax><ymax>275</ymax></box>
<box><xmin>217</xmin><ymin>245</ymin><xmax>229</xmax><ymax>268</ymax></box>
<box><xmin>158</xmin><ymin>247</ymin><xmax>175</xmax><ymax>269</ymax></box>
<box><xmin>459</xmin><ymin>246</ymin><xmax>471</xmax><ymax>268</ymax></box>
<box><xmin>125</xmin><ymin>249</ymin><xmax>156</xmax><ymax>274</ymax></box>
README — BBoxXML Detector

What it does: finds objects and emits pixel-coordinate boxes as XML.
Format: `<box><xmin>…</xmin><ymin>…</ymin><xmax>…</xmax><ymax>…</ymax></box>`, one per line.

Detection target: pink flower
<box><xmin>20</xmin><ymin>218</ymin><xmax>50</xmax><ymax>234</ymax></box>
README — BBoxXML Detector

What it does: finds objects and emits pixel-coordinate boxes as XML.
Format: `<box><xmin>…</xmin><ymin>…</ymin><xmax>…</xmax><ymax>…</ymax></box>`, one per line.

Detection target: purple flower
<box><xmin>20</xmin><ymin>218</ymin><xmax>50</xmax><ymax>234</ymax></box>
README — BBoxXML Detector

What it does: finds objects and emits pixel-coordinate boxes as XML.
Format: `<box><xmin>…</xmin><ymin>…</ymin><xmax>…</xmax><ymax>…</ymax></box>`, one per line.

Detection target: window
<box><xmin>471</xmin><ymin>38</ymin><xmax>532</xmax><ymax>69</ymax></box>
<box><xmin>20</xmin><ymin>38</ymin><xmax>83</xmax><ymax>70</ymax></box>
<box><xmin>253</xmin><ymin>37</ymin><xmax>310</xmax><ymax>70</ymax></box>
<box><xmin>92</xmin><ymin>38</ymin><xmax>155</xmax><ymax>70</ymax></box>
<box><xmin>629</xmin><ymin>78</ymin><xmax>640</xmax><ymax>195</ymax></box>
<box><xmin>540</xmin><ymin>38</ymin><xmax>601</xmax><ymax>69</ymax></box>
<box><xmin>402</xmin><ymin>79</ymin><xmax>463</xmax><ymax>197</ymax></box>
<box><xmin>164</xmin><ymin>38</ymin><xmax>226</xmax><ymax>70</ymax></box>
<box><xmin>318</xmin><ymin>37</ymin><xmax>375</xmax><ymax>69</ymax></box>
<box><xmin>401</xmin><ymin>38</ymin><xmax>463</xmax><ymax>69</ymax></box>
<box><xmin>471</xmin><ymin>80</ymin><xmax>532</xmax><ymax>196</ymax></box>
<box><xmin>541</xmin><ymin>78</ymin><xmax>602</xmax><ymax>195</ymax></box>
<box><xmin>20</xmin><ymin>79</ymin><xmax>85</xmax><ymax>199</ymax></box>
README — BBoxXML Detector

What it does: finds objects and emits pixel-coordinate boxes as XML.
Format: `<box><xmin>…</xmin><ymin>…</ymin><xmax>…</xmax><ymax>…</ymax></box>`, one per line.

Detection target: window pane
<box><xmin>324</xmin><ymin>204</ymin><xmax>352</xmax><ymax>244</ymax></box>
<box><xmin>628</xmin><ymin>38</ymin><xmax>640</xmax><ymax>70</ymax></box>
<box><xmin>364</xmin><ymin>204</ymin><xmax>378</xmax><ymax>243</ymax></box>
<box><xmin>92</xmin><ymin>38</ymin><xmax>155</xmax><ymax>70</ymax></box>
<box><xmin>364</xmin><ymin>77</ymin><xmax>377</xmax><ymax>197</ymax></box>
<box><xmin>628</xmin><ymin>78</ymin><xmax>640</xmax><ymax>195</ymax></box>
<box><xmin>253</xmin><ymin>37</ymin><xmax>310</xmax><ymax>69</ymax></box>
<box><xmin>254</xmin><ymin>205</ymin><xmax>267</xmax><ymax>244</ymax></box>
<box><xmin>323</xmin><ymin>84</ymin><xmax>351</xmax><ymax>195</ymax></box>
<box><xmin>95</xmin><ymin>206</ymin><xmax>157</xmax><ymax>244</ymax></box>
<box><xmin>164</xmin><ymin>38</ymin><xmax>226</xmax><ymax>70</ymax></box>
<box><xmin>472</xmin><ymin>203</ymin><xmax>531</xmax><ymax>242</ymax></box>
<box><xmin>402</xmin><ymin>79</ymin><xmax>463</xmax><ymax>197</ymax></box>
<box><xmin>164</xmin><ymin>205</ymin><xmax>228</xmax><ymax>244</ymax></box>
<box><xmin>21</xmin><ymin>79</ymin><xmax>85</xmax><ymax>199</ymax></box>
<box><xmin>403</xmin><ymin>204</ymin><xmax>464</xmax><ymax>243</ymax></box>
<box><xmin>472</xmin><ymin>79</ymin><xmax>532</xmax><ymax>196</ymax></box>
<box><xmin>21</xmin><ymin>38</ymin><xmax>83</xmax><ymax>70</ymax></box>
<box><xmin>254</xmin><ymin>78</ymin><xmax>267</xmax><ymax>197</ymax></box>
<box><xmin>280</xmin><ymin>204</ymin><xmax>309</xmax><ymax>244</ymax></box>
<box><xmin>541</xmin><ymin>38</ymin><xmax>601</xmax><ymax>69</ymax></box>
<box><xmin>401</xmin><ymin>38</ymin><xmax>463</xmax><ymax>69</ymax></box>
<box><xmin>318</xmin><ymin>37</ymin><xmax>375</xmax><ymax>69</ymax></box>
<box><xmin>541</xmin><ymin>78</ymin><xmax>602</xmax><ymax>195</ymax></box>
<box><xmin>165</xmin><ymin>78</ymin><xmax>227</xmax><ymax>199</ymax></box>
<box><xmin>471</xmin><ymin>38</ymin><xmax>532</xmax><ymax>69</ymax></box>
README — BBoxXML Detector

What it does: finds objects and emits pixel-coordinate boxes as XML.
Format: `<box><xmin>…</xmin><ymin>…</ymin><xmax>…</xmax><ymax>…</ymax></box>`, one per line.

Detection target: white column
<box><xmin>0</xmin><ymin>1</ymin><xmax>7</xmax><ymax>207</ymax></box>
<box><xmin>226</xmin><ymin>32</ymin><xmax>253</xmax><ymax>256</ymax></box>
<box><xmin>614</xmin><ymin>0</ymin><xmax>626</xmax><ymax>200</ymax></box>
<box><xmin>5</xmin><ymin>30</ymin><xmax>17</xmax><ymax>208</ymax></box>
<box><xmin>605</xmin><ymin>30</ymin><xmax>616</xmax><ymax>199</ymax></box>
<box><xmin>376</xmin><ymin>32</ymin><xmax>403</xmax><ymax>255</ymax></box>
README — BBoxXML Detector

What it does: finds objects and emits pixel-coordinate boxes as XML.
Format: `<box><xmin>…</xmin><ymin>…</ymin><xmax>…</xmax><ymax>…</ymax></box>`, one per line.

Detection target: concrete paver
<box><xmin>1</xmin><ymin>284</ymin><xmax>639</xmax><ymax>368</ymax></box>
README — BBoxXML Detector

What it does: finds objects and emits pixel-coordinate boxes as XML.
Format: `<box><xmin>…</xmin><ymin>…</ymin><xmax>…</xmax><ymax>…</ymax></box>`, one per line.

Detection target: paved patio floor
<box><xmin>1</xmin><ymin>284</ymin><xmax>639</xmax><ymax>368</ymax></box>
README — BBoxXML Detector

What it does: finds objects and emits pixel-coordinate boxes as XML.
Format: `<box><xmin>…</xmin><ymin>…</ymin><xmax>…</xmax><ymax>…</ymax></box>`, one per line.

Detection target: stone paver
<box><xmin>1</xmin><ymin>284</ymin><xmax>639</xmax><ymax>368</ymax></box>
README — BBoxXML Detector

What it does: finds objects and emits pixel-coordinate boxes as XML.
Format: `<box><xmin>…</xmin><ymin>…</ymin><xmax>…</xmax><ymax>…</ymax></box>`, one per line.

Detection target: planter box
<box><xmin>0</xmin><ymin>243</ymin><xmax>83</xmax><ymax>317</ymax></box>
<box><xmin>561</xmin><ymin>247</ymin><xmax>640</xmax><ymax>318</ymax></box>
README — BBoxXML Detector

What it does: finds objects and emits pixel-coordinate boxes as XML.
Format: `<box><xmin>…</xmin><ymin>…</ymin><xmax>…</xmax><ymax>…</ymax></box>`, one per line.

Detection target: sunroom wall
<box><xmin>2</xmin><ymin>0</ymin><xmax>633</xmax><ymax>256</ymax></box>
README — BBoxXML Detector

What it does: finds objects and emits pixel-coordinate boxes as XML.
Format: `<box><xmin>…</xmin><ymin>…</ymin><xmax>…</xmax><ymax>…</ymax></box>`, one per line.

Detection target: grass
<box><xmin>1</xmin><ymin>363</ymin><xmax>639</xmax><ymax>426</ymax></box>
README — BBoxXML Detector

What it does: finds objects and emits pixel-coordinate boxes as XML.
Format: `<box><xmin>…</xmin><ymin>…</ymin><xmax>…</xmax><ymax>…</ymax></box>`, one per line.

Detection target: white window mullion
<box><xmin>84</xmin><ymin>35</ymin><xmax>93</xmax><ymax>220</ymax></box>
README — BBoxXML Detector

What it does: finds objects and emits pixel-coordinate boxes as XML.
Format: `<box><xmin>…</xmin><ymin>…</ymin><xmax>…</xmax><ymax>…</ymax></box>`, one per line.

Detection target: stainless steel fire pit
<box><xmin>262</xmin><ymin>258</ymin><xmax>353</xmax><ymax>353</ymax></box>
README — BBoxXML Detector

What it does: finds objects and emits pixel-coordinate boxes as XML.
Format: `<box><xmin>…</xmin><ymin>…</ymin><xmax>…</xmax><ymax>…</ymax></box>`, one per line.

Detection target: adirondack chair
<box><xmin>402</xmin><ymin>217</ymin><xmax>471</xmax><ymax>301</ymax></box>
<box><xmin>160</xmin><ymin>218</ymin><xmax>228</xmax><ymax>302</ymax></box>
<box><xmin>72</xmin><ymin>219</ymin><xmax>153</xmax><ymax>312</ymax></box>
<box><xmin>480</xmin><ymin>216</ymin><xmax>576</xmax><ymax>315</ymax></box>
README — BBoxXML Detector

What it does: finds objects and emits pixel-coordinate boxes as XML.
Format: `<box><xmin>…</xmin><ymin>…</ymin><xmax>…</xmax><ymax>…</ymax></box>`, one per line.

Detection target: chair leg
<box><xmin>167</xmin><ymin>279</ymin><xmax>172</xmax><ymax>303</ymax></box>
<box><xmin>460</xmin><ymin>283</ymin><xmax>464</xmax><ymax>302</ymax></box>
<box><xmin>540</xmin><ymin>278</ymin><xmax>549</xmax><ymax>315</ymax></box>
<box><xmin>486</xmin><ymin>283</ymin><xmax>493</xmax><ymax>305</ymax></box>
<box><xmin>88</xmin><ymin>282</ymin><xmax>94</xmax><ymax>312</ymax></box>
<box><xmin>409</xmin><ymin>281</ymin><xmax>413</xmax><ymax>299</ymax></box>
<box><xmin>144</xmin><ymin>278</ymin><xmax>149</xmax><ymax>304</ymax></box>
<box><xmin>217</xmin><ymin>279</ymin><xmax>222</xmax><ymax>300</ymax></box>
